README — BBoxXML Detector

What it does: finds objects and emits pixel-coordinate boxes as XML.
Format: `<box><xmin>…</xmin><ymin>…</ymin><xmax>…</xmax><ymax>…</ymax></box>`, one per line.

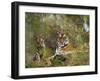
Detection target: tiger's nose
<box><xmin>61</xmin><ymin>39</ymin><xmax>64</xmax><ymax>43</ymax></box>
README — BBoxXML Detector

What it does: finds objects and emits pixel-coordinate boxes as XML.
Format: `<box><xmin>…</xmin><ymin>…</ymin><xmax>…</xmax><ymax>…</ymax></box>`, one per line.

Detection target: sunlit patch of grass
<box><xmin>66</xmin><ymin>52</ymin><xmax>89</xmax><ymax>66</ymax></box>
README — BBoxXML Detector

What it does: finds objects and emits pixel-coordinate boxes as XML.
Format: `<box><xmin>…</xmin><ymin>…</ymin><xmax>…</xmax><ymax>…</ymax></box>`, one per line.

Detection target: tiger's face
<box><xmin>57</xmin><ymin>32</ymin><xmax>69</xmax><ymax>48</ymax></box>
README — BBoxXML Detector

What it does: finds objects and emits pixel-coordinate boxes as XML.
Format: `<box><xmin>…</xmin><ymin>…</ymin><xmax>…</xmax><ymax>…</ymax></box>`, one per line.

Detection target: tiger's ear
<box><xmin>56</xmin><ymin>31</ymin><xmax>60</xmax><ymax>36</ymax></box>
<box><xmin>66</xmin><ymin>32</ymin><xmax>69</xmax><ymax>36</ymax></box>
<box><xmin>56</xmin><ymin>31</ymin><xmax>59</xmax><ymax>34</ymax></box>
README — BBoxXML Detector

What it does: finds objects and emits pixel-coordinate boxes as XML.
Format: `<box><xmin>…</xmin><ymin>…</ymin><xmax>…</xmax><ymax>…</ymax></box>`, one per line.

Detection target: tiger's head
<box><xmin>57</xmin><ymin>31</ymin><xmax>69</xmax><ymax>48</ymax></box>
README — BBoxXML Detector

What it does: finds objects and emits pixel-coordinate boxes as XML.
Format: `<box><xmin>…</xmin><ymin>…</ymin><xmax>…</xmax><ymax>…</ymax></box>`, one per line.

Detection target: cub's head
<box><xmin>36</xmin><ymin>34</ymin><xmax>45</xmax><ymax>47</ymax></box>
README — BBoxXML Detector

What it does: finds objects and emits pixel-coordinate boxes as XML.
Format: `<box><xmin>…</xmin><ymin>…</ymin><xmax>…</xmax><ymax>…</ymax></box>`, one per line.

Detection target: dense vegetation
<box><xmin>25</xmin><ymin>12</ymin><xmax>89</xmax><ymax>68</ymax></box>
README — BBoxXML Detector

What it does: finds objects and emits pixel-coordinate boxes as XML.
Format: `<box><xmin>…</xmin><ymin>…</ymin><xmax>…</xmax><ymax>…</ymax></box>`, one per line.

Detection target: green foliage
<box><xmin>39</xmin><ymin>47</ymin><xmax>53</xmax><ymax>58</ymax></box>
<box><xmin>25</xmin><ymin>12</ymin><xmax>89</xmax><ymax>68</ymax></box>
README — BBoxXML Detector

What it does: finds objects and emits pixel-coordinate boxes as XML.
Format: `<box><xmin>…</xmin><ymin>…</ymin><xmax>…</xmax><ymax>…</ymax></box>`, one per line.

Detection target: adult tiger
<box><xmin>55</xmin><ymin>30</ymin><xmax>74</xmax><ymax>55</ymax></box>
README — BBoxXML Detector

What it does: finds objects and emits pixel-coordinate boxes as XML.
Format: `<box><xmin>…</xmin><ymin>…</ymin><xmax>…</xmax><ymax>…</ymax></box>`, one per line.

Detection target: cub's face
<box><xmin>37</xmin><ymin>35</ymin><xmax>45</xmax><ymax>47</ymax></box>
<box><xmin>57</xmin><ymin>32</ymin><xmax>69</xmax><ymax>48</ymax></box>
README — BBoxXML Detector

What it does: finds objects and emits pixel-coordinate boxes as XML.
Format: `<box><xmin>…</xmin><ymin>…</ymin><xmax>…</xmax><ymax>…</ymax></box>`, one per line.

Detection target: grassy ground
<box><xmin>25</xmin><ymin>43</ymin><xmax>89</xmax><ymax>68</ymax></box>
